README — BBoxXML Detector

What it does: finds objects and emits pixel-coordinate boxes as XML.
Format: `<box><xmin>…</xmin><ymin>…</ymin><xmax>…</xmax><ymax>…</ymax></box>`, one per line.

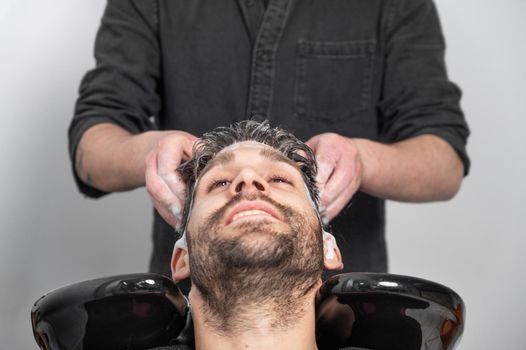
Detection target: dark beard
<box><xmin>187</xmin><ymin>192</ymin><xmax>324</xmax><ymax>334</ymax></box>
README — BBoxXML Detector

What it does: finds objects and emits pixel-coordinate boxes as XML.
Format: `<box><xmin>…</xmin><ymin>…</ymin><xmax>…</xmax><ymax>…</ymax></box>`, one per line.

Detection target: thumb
<box><xmin>305</xmin><ymin>134</ymin><xmax>321</xmax><ymax>150</ymax></box>
<box><xmin>316</xmin><ymin>155</ymin><xmax>335</xmax><ymax>188</ymax></box>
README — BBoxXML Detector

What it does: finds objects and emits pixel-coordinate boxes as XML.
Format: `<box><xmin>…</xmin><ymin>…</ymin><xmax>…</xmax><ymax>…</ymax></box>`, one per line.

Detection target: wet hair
<box><xmin>177</xmin><ymin>120</ymin><xmax>319</xmax><ymax>234</ymax></box>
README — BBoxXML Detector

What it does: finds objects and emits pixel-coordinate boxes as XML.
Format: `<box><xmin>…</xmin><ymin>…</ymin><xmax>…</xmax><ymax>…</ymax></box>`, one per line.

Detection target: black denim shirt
<box><xmin>69</xmin><ymin>0</ymin><xmax>470</xmax><ymax>278</ymax></box>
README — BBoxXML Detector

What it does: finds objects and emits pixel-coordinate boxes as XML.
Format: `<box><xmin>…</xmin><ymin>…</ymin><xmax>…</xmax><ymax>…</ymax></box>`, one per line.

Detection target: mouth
<box><xmin>225</xmin><ymin>201</ymin><xmax>282</xmax><ymax>225</ymax></box>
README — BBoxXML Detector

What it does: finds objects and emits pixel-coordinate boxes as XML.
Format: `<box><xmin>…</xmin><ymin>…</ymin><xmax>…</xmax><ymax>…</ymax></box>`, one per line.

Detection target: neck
<box><xmin>190</xmin><ymin>286</ymin><xmax>319</xmax><ymax>350</ymax></box>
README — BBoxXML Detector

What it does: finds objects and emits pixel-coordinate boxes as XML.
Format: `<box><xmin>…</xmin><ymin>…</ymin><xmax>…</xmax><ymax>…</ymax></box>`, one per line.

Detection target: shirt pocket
<box><xmin>294</xmin><ymin>40</ymin><xmax>376</xmax><ymax>123</ymax></box>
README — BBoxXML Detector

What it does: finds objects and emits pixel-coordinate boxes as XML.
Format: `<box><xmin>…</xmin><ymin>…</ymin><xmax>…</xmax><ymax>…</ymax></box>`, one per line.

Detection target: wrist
<box><xmin>348</xmin><ymin>138</ymin><xmax>385</xmax><ymax>196</ymax></box>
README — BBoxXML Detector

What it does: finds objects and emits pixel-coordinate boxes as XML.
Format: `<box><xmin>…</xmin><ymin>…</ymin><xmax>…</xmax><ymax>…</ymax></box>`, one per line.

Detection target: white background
<box><xmin>1</xmin><ymin>0</ymin><xmax>525</xmax><ymax>348</ymax></box>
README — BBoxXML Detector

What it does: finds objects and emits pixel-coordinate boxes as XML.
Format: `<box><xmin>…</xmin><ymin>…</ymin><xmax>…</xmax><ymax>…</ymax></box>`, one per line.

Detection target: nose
<box><xmin>230</xmin><ymin>168</ymin><xmax>269</xmax><ymax>195</ymax></box>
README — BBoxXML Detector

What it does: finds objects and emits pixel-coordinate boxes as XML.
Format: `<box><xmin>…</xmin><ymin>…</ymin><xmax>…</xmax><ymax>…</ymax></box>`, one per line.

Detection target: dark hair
<box><xmin>177</xmin><ymin>120</ymin><xmax>319</xmax><ymax>234</ymax></box>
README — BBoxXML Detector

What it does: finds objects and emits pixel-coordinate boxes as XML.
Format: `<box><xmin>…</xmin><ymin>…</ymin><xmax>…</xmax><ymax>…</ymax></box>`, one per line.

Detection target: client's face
<box><xmin>188</xmin><ymin>141</ymin><xmax>321</xmax><ymax>248</ymax></box>
<box><xmin>185</xmin><ymin>142</ymin><xmax>324</xmax><ymax>328</ymax></box>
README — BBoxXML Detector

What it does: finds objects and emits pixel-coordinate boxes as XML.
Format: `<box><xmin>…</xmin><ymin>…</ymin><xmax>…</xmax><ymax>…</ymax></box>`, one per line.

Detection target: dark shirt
<box><xmin>151</xmin><ymin>347</ymin><xmax>367</xmax><ymax>350</ymax></box>
<box><xmin>150</xmin><ymin>346</ymin><xmax>369</xmax><ymax>350</ymax></box>
<box><xmin>69</xmin><ymin>0</ymin><xmax>470</xmax><ymax>280</ymax></box>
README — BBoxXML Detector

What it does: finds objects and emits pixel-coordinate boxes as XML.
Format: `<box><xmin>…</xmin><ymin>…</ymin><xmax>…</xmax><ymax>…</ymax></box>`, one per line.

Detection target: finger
<box><xmin>157</xmin><ymin>141</ymin><xmax>188</xmax><ymax>201</ymax></box>
<box><xmin>314</xmin><ymin>153</ymin><xmax>337</xmax><ymax>217</ymax></box>
<box><xmin>324</xmin><ymin>170</ymin><xmax>361</xmax><ymax>221</ymax></box>
<box><xmin>321</xmin><ymin>151</ymin><xmax>357</xmax><ymax>205</ymax></box>
<box><xmin>161</xmin><ymin>170</ymin><xmax>187</xmax><ymax>203</ymax></box>
<box><xmin>145</xmin><ymin>151</ymin><xmax>182</xmax><ymax>222</ymax></box>
<box><xmin>316</xmin><ymin>155</ymin><xmax>336</xmax><ymax>188</ymax></box>
<box><xmin>179</xmin><ymin>133</ymin><xmax>198</xmax><ymax>159</ymax></box>
<box><xmin>179</xmin><ymin>130</ymin><xmax>199</xmax><ymax>144</ymax></box>
<box><xmin>157</xmin><ymin>140</ymin><xmax>184</xmax><ymax>177</ymax></box>
<box><xmin>311</xmin><ymin>136</ymin><xmax>340</xmax><ymax>187</ymax></box>
<box><xmin>156</xmin><ymin>132</ymin><xmax>197</xmax><ymax>177</ymax></box>
<box><xmin>324</xmin><ymin>187</ymin><xmax>354</xmax><ymax>222</ymax></box>
<box><xmin>147</xmin><ymin>180</ymin><xmax>184</xmax><ymax>229</ymax></box>
<box><xmin>151</xmin><ymin>196</ymin><xmax>179</xmax><ymax>228</ymax></box>
<box><xmin>304</xmin><ymin>134</ymin><xmax>320</xmax><ymax>150</ymax></box>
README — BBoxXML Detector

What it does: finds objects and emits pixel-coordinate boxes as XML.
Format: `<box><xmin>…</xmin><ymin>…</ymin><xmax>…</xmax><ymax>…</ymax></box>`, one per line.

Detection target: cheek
<box><xmin>187</xmin><ymin>195</ymin><xmax>224</xmax><ymax>232</ymax></box>
<box><xmin>291</xmin><ymin>195</ymin><xmax>320</xmax><ymax>227</ymax></box>
<box><xmin>275</xmin><ymin>192</ymin><xmax>316</xmax><ymax>217</ymax></box>
<box><xmin>186</xmin><ymin>203</ymin><xmax>206</xmax><ymax>233</ymax></box>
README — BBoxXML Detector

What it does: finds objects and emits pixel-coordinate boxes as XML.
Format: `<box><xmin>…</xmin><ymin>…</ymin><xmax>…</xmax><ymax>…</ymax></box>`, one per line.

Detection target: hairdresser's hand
<box><xmin>306</xmin><ymin>133</ymin><xmax>363</xmax><ymax>223</ymax></box>
<box><xmin>145</xmin><ymin>131</ymin><xmax>197</xmax><ymax>230</ymax></box>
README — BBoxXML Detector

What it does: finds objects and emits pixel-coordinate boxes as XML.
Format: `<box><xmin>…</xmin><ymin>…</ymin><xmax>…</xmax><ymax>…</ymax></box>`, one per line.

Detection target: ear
<box><xmin>322</xmin><ymin>231</ymin><xmax>344</xmax><ymax>271</ymax></box>
<box><xmin>171</xmin><ymin>247</ymin><xmax>191</xmax><ymax>281</ymax></box>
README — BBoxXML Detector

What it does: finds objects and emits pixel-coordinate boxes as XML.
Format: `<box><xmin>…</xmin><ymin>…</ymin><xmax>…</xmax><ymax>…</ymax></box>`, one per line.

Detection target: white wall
<box><xmin>388</xmin><ymin>1</ymin><xmax>526</xmax><ymax>348</ymax></box>
<box><xmin>1</xmin><ymin>0</ymin><xmax>524</xmax><ymax>348</ymax></box>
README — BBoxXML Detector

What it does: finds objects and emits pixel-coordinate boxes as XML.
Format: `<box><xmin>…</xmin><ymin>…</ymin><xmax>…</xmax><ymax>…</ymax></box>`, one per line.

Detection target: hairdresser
<box><xmin>69</xmin><ymin>0</ymin><xmax>470</xmax><ymax>280</ymax></box>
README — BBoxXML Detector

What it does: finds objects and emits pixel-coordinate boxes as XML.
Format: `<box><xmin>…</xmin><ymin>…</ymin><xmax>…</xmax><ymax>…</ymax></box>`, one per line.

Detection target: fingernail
<box><xmin>171</xmin><ymin>204</ymin><xmax>182</xmax><ymax>217</ymax></box>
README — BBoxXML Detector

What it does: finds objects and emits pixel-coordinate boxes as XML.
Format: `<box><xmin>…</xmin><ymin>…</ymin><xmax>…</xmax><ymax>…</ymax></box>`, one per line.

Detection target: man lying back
<box><xmin>159</xmin><ymin>120</ymin><xmax>345</xmax><ymax>350</ymax></box>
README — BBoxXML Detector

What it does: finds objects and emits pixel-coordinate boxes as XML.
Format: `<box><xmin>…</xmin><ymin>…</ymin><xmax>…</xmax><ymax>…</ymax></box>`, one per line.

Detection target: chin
<box><xmin>215</xmin><ymin>222</ymin><xmax>295</xmax><ymax>265</ymax></box>
<box><xmin>222</xmin><ymin>219</ymin><xmax>288</xmax><ymax>239</ymax></box>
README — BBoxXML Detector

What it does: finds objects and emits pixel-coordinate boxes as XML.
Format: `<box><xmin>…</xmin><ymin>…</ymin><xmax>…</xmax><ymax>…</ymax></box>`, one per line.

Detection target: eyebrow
<box><xmin>199</xmin><ymin>147</ymin><xmax>299</xmax><ymax>177</ymax></box>
<box><xmin>259</xmin><ymin>148</ymin><xmax>298</xmax><ymax>168</ymax></box>
<box><xmin>201</xmin><ymin>151</ymin><xmax>235</xmax><ymax>174</ymax></box>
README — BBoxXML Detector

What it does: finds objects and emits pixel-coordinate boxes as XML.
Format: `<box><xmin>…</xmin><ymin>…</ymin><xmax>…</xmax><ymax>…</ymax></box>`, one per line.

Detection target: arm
<box><xmin>75</xmin><ymin>123</ymin><xmax>142</xmax><ymax>192</ymax></box>
<box><xmin>76</xmin><ymin>123</ymin><xmax>196</xmax><ymax>228</ymax></box>
<box><xmin>69</xmin><ymin>0</ymin><xmax>162</xmax><ymax>197</ymax></box>
<box><xmin>354</xmin><ymin>134</ymin><xmax>463</xmax><ymax>202</ymax></box>
<box><xmin>307</xmin><ymin>133</ymin><xmax>463</xmax><ymax>221</ymax></box>
<box><xmin>70</xmin><ymin>1</ymin><xmax>198</xmax><ymax>228</ymax></box>
<box><xmin>367</xmin><ymin>0</ymin><xmax>468</xmax><ymax>201</ymax></box>
<box><xmin>308</xmin><ymin>0</ymin><xmax>469</xmax><ymax>222</ymax></box>
<box><xmin>75</xmin><ymin>123</ymin><xmax>166</xmax><ymax>192</ymax></box>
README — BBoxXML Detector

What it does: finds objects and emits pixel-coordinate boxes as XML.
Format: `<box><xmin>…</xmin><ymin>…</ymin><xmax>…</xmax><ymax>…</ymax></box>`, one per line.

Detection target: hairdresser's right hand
<box><xmin>145</xmin><ymin>131</ymin><xmax>198</xmax><ymax>230</ymax></box>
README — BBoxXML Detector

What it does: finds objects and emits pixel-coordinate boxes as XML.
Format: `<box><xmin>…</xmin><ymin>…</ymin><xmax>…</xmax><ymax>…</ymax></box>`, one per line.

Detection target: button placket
<box><xmin>245</xmin><ymin>0</ymin><xmax>291</xmax><ymax>122</ymax></box>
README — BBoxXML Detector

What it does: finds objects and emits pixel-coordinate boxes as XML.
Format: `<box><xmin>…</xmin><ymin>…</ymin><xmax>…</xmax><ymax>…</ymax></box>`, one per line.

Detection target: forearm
<box><xmin>75</xmin><ymin>123</ymin><xmax>165</xmax><ymax>192</ymax></box>
<box><xmin>354</xmin><ymin>134</ymin><xmax>464</xmax><ymax>202</ymax></box>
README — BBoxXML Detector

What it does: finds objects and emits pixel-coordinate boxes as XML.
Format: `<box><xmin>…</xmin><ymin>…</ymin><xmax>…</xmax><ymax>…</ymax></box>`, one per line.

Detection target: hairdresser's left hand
<box><xmin>306</xmin><ymin>133</ymin><xmax>363</xmax><ymax>223</ymax></box>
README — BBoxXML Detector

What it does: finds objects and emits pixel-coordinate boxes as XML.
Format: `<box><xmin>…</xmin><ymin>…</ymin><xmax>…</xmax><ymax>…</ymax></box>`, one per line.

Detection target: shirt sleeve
<box><xmin>378</xmin><ymin>0</ymin><xmax>471</xmax><ymax>175</ymax></box>
<box><xmin>68</xmin><ymin>0</ymin><xmax>161</xmax><ymax>197</ymax></box>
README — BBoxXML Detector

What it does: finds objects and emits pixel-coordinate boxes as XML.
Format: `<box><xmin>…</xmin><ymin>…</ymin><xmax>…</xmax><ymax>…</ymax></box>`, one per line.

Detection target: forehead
<box><xmin>200</xmin><ymin>141</ymin><xmax>300</xmax><ymax>175</ymax></box>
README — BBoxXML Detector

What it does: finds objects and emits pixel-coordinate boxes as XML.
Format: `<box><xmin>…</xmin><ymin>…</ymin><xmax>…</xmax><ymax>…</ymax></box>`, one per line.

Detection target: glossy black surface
<box><xmin>31</xmin><ymin>273</ymin><xmax>464</xmax><ymax>350</ymax></box>
<box><xmin>315</xmin><ymin>273</ymin><xmax>465</xmax><ymax>350</ymax></box>
<box><xmin>31</xmin><ymin>273</ymin><xmax>188</xmax><ymax>350</ymax></box>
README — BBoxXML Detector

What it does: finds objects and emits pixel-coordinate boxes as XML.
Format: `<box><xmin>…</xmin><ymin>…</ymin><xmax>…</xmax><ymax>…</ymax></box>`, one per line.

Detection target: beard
<box><xmin>187</xmin><ymin>192</ymin><xmax>324</xmax><ymax>334</ymax></box>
